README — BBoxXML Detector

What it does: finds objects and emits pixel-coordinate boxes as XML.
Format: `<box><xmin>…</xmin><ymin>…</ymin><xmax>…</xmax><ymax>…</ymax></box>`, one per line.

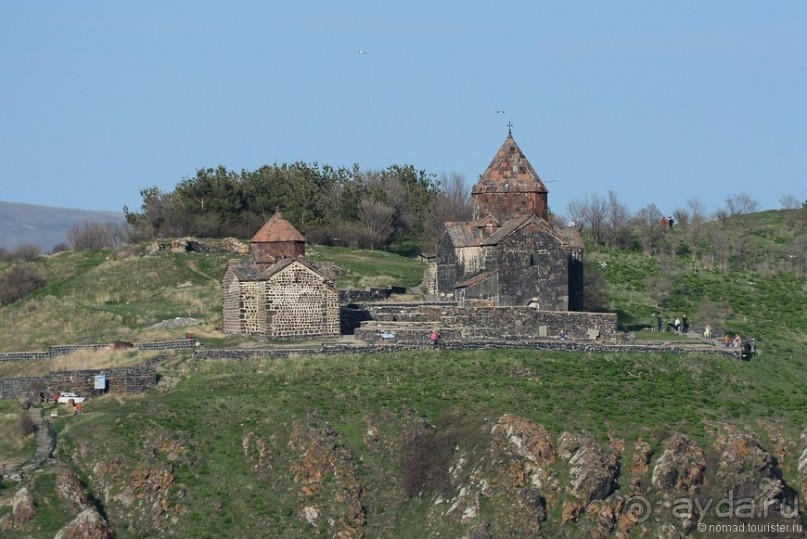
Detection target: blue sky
<box><xmin>1</xmin><ymin>1</ymin><xmax>805</xmax><ymax>217</ymax></box>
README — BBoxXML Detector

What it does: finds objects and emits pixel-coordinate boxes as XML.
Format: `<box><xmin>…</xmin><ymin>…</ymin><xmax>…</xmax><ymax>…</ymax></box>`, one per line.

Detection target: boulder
<box><xmin>12</xmin><ymin>486</ymin><xmax>36</xmax><ymax>524</ymax></box>
<box><xmin>651</xmin><ymin>434</ymin><xmax>705</xmax><ymax>495</ymax></box>
<box><xmin>54</xmin><ymin>507</ymin><xmax>112</xmax><ymax>539</ymax></box>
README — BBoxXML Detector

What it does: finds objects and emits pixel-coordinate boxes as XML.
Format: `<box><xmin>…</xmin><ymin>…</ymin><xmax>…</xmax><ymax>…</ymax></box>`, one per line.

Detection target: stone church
<box><xmin>433</xmin><ymin>129</ymin><xmax>584</xmax><ymax>310</ymax></box>
<box><xmin>221</xmin><ymin>212</ymin><xmax>340</xmax><ymax>338</ymax></box>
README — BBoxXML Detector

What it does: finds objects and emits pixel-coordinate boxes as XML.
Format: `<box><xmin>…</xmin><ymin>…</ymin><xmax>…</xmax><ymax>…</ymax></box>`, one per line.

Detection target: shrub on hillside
<box><xmin>51</xmin><ymin>242</ymin><xmax>70</xmax><ymax>254</ymax></box>
<box><xmin>10</xmin><ymin>243</ymin><xmax>41</xmax><ymax>261</ymax></box>
<box><xmin>67</xmin><ymin>220</ymin><xmax>130</xmax><ymax>250</ymax></box>
<box><xmin>19</xmin><ymin>413</ymin><xmax>35</xmax><ymax>437</ymax></box>
<box><xmin>400</xmin><ymin>427</ymin><xmax>455</xmax><ymax>497</ymax></box>
<box><xmin>0</xmin><ymin>264</ymin><xmax>45</xmax><ymax>305</ymax></box>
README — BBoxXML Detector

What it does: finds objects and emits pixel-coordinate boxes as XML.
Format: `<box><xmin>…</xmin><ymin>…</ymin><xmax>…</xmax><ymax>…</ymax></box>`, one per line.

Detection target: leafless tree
<box><xmin>67</xmin><ymin>221</ymin><xmax>130</xmax><ymax>250</ymax></box>
<box><xmin>723</xmin><ymin>193</ymin><xmax>761</xmax><ymax>217</ymax></box>
<box><xmin>427</xmin><ymin>172</ymin><xmax>472</xmax><ymax>248</ymax></box>
<box><xmin>604</xmin><ymin>190</ymin><xmax>632</xmax><ymax>248</ymax></box>
<box><xmin>568</xmin><ymin>193</ymin><xmax>608</xmax><ymax>244</ymax></box>
<box><xmin>633</xmin><ymin>203</ymin><xmax>664</xmax><ymax>255</ymax></box>
<box><xmin>358</xmin><ymin>199</ymin><xmax>395</xmax><ymax>249</ymax></box>
<box><xmin>779</xmin><ymin>194</ymin><xmax>803</xmax><ymax>210</ymax></box>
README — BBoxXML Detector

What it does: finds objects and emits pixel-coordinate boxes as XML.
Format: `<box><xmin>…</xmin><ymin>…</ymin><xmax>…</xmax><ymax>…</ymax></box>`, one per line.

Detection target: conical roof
<box><xmin>250</xmin><ymin>211</ymin><xmax>306</xmax><ymax>243</ymax></box>
<box><xmin>472</xmin><ymin>132</ymin><xmax>548</xmax><ymax>195</ymax></box>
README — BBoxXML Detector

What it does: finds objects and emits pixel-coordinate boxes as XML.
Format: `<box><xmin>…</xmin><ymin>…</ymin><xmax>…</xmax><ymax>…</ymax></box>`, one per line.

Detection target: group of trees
<box><xmin>566</xmin><ymin>190</ymin><xmax>806</xmax><ymax>276</ymax></box>
<box><xmin>124</xmin><ymin>162</ymin><xmax>472</xmax><ymax>252</ymax></box>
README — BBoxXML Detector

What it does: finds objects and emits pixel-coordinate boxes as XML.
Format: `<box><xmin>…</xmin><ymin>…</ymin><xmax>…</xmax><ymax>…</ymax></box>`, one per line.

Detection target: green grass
<box><xmin>1</xmin><ymin>209</ymin><xmax>805</xmax><ymax>536</ymax></box>
<box><xmin>42</xmin><ymin>346</ymin><xmax>807</xmax><ymax>537</ymax></box>
<box><xmin>0</xmin><ymin>245</ymin><xmax>425</xmax><ymax>351</ymax></box>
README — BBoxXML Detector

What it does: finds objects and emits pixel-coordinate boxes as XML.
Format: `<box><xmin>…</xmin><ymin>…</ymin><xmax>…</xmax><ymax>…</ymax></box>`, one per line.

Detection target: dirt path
<box><xmin>0</xmin><ymin>408</ymin><xmax>55</xmax><ymax>477</ymax></box>
<box><xmin>28</xmin><ymin>408</ymin><xmax>54</xmax><ymax>465</ymax></box>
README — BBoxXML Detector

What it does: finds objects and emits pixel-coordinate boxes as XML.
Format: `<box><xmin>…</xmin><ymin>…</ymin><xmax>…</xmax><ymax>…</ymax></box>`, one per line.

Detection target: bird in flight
<box><xmin>358</xmin><ymin>49</ymin><xmax>367</xmax><ymax>55</ymax></box>
<box><xmin>496</xmin><ymin>110</ymin><xmax>505</xmax><ymax>114</ymax></box>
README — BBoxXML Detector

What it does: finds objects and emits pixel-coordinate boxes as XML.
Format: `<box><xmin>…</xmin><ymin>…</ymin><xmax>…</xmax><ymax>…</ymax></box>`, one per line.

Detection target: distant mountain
<box><xmin>0</xmin><ymin>200</ymin><xmax>124</xmax><ymax>252</ymax></box>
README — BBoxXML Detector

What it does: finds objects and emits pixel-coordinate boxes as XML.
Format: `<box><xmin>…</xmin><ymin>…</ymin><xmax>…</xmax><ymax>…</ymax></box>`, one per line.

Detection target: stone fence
<box><xmin>195</xmin><ymin>339</ymin><xmax>743</xmax><ymax>361</ymax></box>
<box><xmin>349</xmin><ymin>303</ymin><xmax>619</xmax><ymax>342</ymax></box>
<box><xmin>0</xmin><ymin>365</ymin><xmax>157</xmax><ymax>401</ymax></box>
<box><xmin>0</xmin><ymin>339</ymin><xmax>196</xmax><ymax>363</ymax></box>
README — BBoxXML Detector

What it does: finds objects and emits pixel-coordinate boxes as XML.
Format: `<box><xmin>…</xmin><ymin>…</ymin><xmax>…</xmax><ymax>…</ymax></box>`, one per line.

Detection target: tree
<box><xmin>779</xmin><ymin>194</ymin><xmax>802</xmax><ymax>210</ymax></box>
<box><xmin>723</xmin><ymin>193</ymin><xmax>760</xmax><ymax>217</ymax></box>
<box><xmin>358</xmin><ymin>199</ymin><xmax>395</xmax><ymax>249</ymax></box>
<box><xmin>633</xmin><ymin>203</ymin><xmax>664</xmax><ymax>255</ymax></box>
<box><xmin>427</xmin><ymin>172</ymin><xmax>472</xmax><ymax>249</ymax></box>
<box><xmin>67</xmin><ymin>220</ymin><xmax>129</xmax><ymax>250</ymax></box>
<box><xmin>568</xmin><ymin>193</ymin><xmax>608</xmax><ymax>244</ymax></box>
<box><xmin>604</xmin><ymin>190</ymin><xmax>632</xmax><ymax>248</ymax></box>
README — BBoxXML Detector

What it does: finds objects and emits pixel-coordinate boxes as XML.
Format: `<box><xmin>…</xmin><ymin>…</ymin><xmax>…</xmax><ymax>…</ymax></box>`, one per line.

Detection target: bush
<box><xmin>19</xmin><ymin>413</ymin><xmax>35</xmax><ymax>437</ymax></box>
<box><xmin>51</xmin><ymin>243</ymin><xmax>70</xmax><ymax>254</ymax></box>
<box><xmin>68</xmin><ymin>220</ymin><xmax>130</xmax><ymax>250</ymax></box>
<box><xmin>400</xmin><ymin>426</ymin><xmax>455</xmax><ymax>497</ymax></box>
<box><xmin>0</xmin><ymin>264</ymin><xmax>45</xmax><ymax>305</ymax></box>
<box><xmin>10</xmin><ymin>243</ymin><xmax>41</xmax><ymax>261</ymax></box>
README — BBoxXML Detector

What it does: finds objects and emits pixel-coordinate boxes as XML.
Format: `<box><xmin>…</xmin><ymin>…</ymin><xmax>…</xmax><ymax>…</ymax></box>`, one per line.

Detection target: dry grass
<box><xmin>0</xmin><ymin>349</ymin><xmax>160</xmax><ymax>379</ymax></box>
<box><xmin>0</xmin><ymin>410</ymin><xmax>30</xmax><ymax>457</ymax></box>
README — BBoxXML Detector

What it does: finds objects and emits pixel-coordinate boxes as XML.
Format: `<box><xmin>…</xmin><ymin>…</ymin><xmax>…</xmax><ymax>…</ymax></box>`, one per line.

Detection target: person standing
<box><xmin>430</xmin><ymin>330</ymin><xmax>441</xmax><ymax>349</ymax></box>
<box><xmin>655</xmin><ymin>313</ymin><xmax>663</xmax><ymax>332</ymax></box>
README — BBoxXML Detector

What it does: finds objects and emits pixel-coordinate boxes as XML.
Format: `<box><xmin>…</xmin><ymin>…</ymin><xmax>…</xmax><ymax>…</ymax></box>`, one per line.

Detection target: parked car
<box><xmin>57</xmin><ymin>392</ymin><xmax>86</xmax><ymax>404</ymax></box>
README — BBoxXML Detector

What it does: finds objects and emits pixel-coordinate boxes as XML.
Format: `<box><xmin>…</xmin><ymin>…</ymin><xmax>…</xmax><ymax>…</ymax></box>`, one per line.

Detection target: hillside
<box><xmin>0</xmin><ymin>210</ymin><xmax>806</xmax><ymax>537</ymax></box>
<box><xmin>0</xmin><ymin>200</ymin><xmax>124</xmax><ymax>252</ymax></box>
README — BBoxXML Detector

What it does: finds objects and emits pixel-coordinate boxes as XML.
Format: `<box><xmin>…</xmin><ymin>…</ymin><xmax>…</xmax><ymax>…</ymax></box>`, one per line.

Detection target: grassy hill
<box><xmin>0</xmin><ymin>210</ymin><xmax>806</xmax><ymax>537</ymax></box>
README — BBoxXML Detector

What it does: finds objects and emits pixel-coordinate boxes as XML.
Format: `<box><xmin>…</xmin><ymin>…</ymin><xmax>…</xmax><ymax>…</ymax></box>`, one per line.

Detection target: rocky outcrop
<box><xmin>55</xmin><ymin>465</ymin><xmax>92</xmax><ymax>512</ymax></box>
<box><xmin>54</xmin><ymin>507</ymin><xmax>113</xmax><ymax>539</ymax></box>
<box><xmin>712</xmin><ymin>424</ymin><xmax>799</xmax><ymax>518</ymax></box>
<box><xmin>287</xmin><ymin>421</ymin><xmax>367</xmax><ymax>538</ymax></box>
<box><xmin>651</xmin><ymin>434</ymin><xmax>706</xmax><ymax>496</ymax></box>
<box><xmin>565</xmin><ymin>435</ymin><xmax>620</xmax><ymax>505</ymax></box>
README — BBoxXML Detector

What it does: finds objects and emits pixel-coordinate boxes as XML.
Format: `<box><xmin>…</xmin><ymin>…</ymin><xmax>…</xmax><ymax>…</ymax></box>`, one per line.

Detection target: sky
<box><xmin>1</xmin><ymin>1</ymin><xmax>805</xmax><ymax>218</ymax></box>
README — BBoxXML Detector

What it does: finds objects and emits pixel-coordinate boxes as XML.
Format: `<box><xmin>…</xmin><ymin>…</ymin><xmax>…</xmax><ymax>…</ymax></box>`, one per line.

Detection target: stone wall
<box><xmin>494</xmin><ymin>222</ymin><xmax>570</xmax><ymax>308</ymax></box>
<box><xmin>264</xmin><ymin>263</ymin><xmax>340</xmax><ymax>338</ymax></box>
<box><xmin>0</xmin><ymin>340</ymin><xmax>196</xmax><ymax>363</ymax></box>
<box><xmin>339</xmin><ymin>287</ymin><xmax>405</xmax><ymax>304</ymax></box>
<box><xmin>195</xmin><ymin>340</ymin><xmax>743</xmax><ymax>361</ymax></box>
<box><xmin>349</xmin><ymin>303</ymin><xmax>617</xmax><ymax>342</ymax></box>
<box><xmin>0</xmin><ymin>365</ymin><xmax>157</xmax><ymax>401</ymax></box>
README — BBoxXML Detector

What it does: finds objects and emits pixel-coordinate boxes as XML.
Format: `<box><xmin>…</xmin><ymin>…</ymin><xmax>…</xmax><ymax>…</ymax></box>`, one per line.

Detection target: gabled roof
<box><xmin>260</xmin><ymin>256</ymin><xmax>331</xmax><ymax>284</ymax></box>
<box><xmin>251</xmin><ymin>211</ymin><xmax>306</xmax><ymax>243</ymax></box>
<box><xmin>444</xmin><ymin>222</ymin><xmax>479</xmax><ymax>248</ymax></box>
<box><xmin>480</xmin><ymin>214</ymin><xmax>563</xmax><ymax>246</ymax></box>
<box><xmin>554</xmin><ymin>225</ymin><xmax>585</xmax><ymax>250</ymax></box>
<box><xmin>225</xmin><ymin>259</ymin><xmax>263</xmax><ymax>281</ymax></box>
<box><xmin>472</xmin><ymin>132</ymin><xmax>548</xmax><ymax>195</ymax></box>
<box><xmin>444</xmin><ymin>216</ymin><xmax>502</xmax><ymax>248</ymax></box>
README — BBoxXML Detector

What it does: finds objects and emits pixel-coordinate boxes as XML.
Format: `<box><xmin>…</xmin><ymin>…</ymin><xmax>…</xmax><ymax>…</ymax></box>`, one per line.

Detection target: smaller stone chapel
<box><xmin>221</xmin><ymin>212</ymin><xmax>340</xmax><ymax>338</ymax></box>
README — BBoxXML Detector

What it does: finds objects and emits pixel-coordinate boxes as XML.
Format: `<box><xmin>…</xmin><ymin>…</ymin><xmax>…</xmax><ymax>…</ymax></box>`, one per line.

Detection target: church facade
<box><xmin>433</xmin><ymin>130</ymin><xmax>584</xmax><ymax>310</ymax></box>
<box><xmin>221</xmin><ymin>212</ymin><xmax>340</xmax><ymax>338</ymax></box>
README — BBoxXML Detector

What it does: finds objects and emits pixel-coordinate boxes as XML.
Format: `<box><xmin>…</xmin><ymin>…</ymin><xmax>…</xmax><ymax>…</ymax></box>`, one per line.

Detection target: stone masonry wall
<box><xmin>264</xmin><ymin>264</ymin><xmax>339</xmax><ymax>338</ymax></box>
<box><xmin>351</xmin><ymin>303</ymin><xmax>617</xmax><ymax>342</ymax></box>
<box><xmin>195</xmin><ymin>340</ymin><xmax>743</xmax><ymax>361</ymax></box>
<box><xmin>0</xmin><ymin>365</ymin><xmax>157</xmax><ymax>400</ymax></box>
<box><xmin>0</xmin><ymin>340</ymin><xmax>196</xmax><ymax>363</ymax></box>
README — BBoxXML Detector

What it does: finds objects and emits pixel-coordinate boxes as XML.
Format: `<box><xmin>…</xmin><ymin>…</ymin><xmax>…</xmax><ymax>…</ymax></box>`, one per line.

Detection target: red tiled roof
<box><xmin>250</xmin><ymin>211</ymin><xmax>306</xmax><ymax>243</ymax></box>
<box><xmin>472</xmin><ymin>133</ymin><xmax>548</xmax><ymax>195</ymax></box>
